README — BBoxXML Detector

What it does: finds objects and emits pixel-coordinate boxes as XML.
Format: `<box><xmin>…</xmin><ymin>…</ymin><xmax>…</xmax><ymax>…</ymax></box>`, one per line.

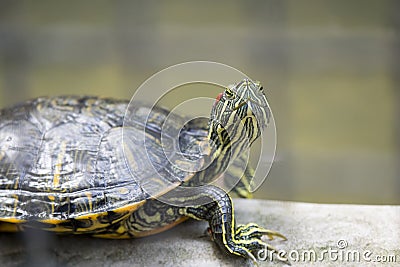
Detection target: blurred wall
<box><xmin>0</xmin><ymin>0</ymin><xmax>398</xmax><ymax>204</ymax></box>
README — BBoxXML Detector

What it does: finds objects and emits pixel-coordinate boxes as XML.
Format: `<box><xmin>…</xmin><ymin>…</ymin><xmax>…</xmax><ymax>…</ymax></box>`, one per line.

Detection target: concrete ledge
<box><xmin>0</xmin><ymin>199</ymin><xmax>399</xmax><ymax>266</ymax></box>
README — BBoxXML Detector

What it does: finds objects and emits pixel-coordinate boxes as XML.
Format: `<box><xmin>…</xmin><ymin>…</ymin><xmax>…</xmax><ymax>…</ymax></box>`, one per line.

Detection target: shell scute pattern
<box><xmin>0</xmin><ymin>96</ymin><xmax>199</xmax><ymax>223</ymax></box>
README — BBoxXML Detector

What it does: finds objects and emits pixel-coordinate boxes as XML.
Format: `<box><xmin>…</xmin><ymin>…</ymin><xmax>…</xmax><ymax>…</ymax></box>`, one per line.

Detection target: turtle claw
<box><xmin>236</xmin><ymin>223</ymin><xmax>287</xmax><ymax>241</ymax></box>
<box><xmin>264</xmin><ymin>229</ymin><xmax>287</xmax><ymax>241</ymax></box>
<box><xmin>230</xmin><ymin>223</ymin><xmax>289</xmax><ymax>264</ymax></box>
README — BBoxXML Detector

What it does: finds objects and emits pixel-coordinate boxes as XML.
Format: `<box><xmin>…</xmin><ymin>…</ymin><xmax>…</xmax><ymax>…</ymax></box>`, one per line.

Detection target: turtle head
<box><xmin>208</xmin><ymin>79</ymin><xmax>270</xmax><ymax>157</ymax></box>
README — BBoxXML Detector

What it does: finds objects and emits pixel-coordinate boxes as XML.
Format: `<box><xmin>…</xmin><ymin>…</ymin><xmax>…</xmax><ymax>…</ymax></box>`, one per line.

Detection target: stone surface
<box><xmin>0</xmin><ymin>199</ymin><xmax>399</xmax><ymax>266</ymax></box>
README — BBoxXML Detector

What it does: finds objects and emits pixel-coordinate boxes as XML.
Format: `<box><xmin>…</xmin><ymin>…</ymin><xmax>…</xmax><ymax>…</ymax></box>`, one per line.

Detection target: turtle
<box><xmin>0</xmin><ymin>79</ymin><xmax>286</xmax><ymax>262</ymax></box>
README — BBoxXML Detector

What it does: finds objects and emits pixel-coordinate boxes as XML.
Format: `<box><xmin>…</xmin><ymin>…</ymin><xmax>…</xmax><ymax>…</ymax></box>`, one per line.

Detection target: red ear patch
<box><xmin>215</xmin><ymin>93</ymin><xmax>223</xmax><ymax>103</ymax></box>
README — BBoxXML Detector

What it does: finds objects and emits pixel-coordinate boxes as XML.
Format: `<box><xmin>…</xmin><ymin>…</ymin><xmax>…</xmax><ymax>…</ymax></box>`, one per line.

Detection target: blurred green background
<box><xmin>0</xmin><ymin>0</ymin><xmax>398</xmax><ymax>204</ymax></box>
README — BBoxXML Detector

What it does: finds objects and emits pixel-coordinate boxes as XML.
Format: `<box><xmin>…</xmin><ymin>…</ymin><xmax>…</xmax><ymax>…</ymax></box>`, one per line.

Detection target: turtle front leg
<box><xmin>179</xmin><ymin>185</ymin><xmax>287</xmax><ymax>263</ymax></box>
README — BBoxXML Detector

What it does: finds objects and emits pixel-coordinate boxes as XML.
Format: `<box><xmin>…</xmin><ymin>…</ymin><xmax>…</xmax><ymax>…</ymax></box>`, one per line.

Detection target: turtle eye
<box><xmin>254</xmin><ymin>81</ymin><xmax>263</xmax><ymax>91</ymax></box>
<box><xmin>225</xmin><ymin>88</ymin><xmax>234</xmax><ymax>99</ymax></box>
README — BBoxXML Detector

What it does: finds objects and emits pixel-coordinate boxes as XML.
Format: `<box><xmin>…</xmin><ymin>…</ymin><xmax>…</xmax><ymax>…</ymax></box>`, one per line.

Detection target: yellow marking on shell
<box><xmin>56</xmin><ymin>201</ymin><xmax>148</xmax><ymax>234</ymax></box>
<box><xmin>0</xmin><ymin>222</ymin><xmax>20</xmax><ymax>232</ymax></box>
<box><xmin>48</xmin><ymin>195</ymin><xmax>56</xmax><ymax>214</ymax></box>
<box><xmin>85</xmin><ymin>192</ymin><xmax>93</xmax><ymax>211</ymax></box>
<box><xmin>39</xmin><ymin>217</ymin><xmax>112</xmax><ymax>234</ymax></box>
<box><xmin>70</xmin><ymin>200</ymin><xmax>146</xmax><ymax>222</ymax></box>
<box><xmin>0</xmin><ymin>151</ymin><xmax>5</xmax><ymax>161</ymax></box>
<box><xmin>0</xmin><ymin>218</ymin><xmax>25</xmax><ymax>224</ymax></box>
<box><xmin>13</xmin><ymin>177</ymin><xmax>19</xmax><ymax>190</ymax></box>
<box><xmin>72</xmin><ymin>213</ymin><xmax>104</xmax><ymax>221</ymax></box>
<box><xmin>53</xmin><ymin>141</ymin><xmax>67</xmax><ymax>188</ymax></box>
<box><xmin>32</xmin><ymin>202</ymin><xmax>147</xmax><ymax>234</ymax></box>
<box><xmin>12</xmin><ymin>195</ymin><xmax>18</xmax><ymax>217</ymax></box>
<box><xmin>93</xmin><ymin>223</ymin><xmax>130</xmax><ymax>239</ymax></box>
<box><xmin>112</xmin><ymin>200</ymin><xmax>146</xmax><ymax>213</ymax></box>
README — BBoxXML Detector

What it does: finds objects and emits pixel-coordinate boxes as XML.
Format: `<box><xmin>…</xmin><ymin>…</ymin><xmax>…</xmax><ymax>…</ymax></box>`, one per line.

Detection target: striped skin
<box><xmin>180</xmin><ymin>79</ymin><xmax>286</xmax><ymax>261</ymax></box>
<box><xmin>176</xmin><ymin>79</ymin><xmax>285</xmax><ymax>261</ymax></box>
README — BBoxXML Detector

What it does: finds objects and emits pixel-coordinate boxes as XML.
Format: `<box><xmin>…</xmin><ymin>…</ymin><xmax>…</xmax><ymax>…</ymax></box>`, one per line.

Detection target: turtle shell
<box><xmin>0</xmin><ymin>96</ymin><xmax>205</xmax><ymax>228</ymax></box>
